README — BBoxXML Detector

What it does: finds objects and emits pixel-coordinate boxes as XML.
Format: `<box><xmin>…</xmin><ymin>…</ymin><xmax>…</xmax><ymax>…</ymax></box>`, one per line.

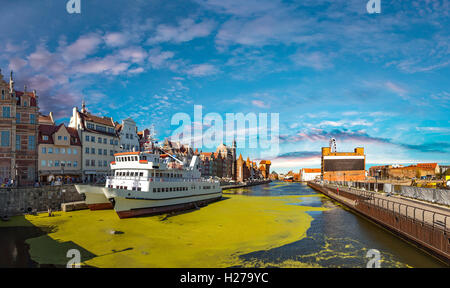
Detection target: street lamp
<box><xmin>61</xmin><ymin>163</ymin><xmax>65</xmax><ymax>184</ymax></box>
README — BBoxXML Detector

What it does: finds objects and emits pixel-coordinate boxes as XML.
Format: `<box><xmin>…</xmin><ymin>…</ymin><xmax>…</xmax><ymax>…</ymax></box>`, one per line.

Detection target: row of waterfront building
<box><xmin>0</xmin><ymin>70</ymin><xmax>271</xmax><ymax>186</ymax></box>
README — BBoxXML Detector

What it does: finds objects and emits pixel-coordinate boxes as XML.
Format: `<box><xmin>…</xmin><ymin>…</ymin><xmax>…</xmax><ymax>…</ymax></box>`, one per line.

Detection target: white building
<box><xmin>69</xmin><ymin>101</ymin><xmax>119</xmax><ymax>183</ymax></box>
<box><xmin>116</xmin><ymin>118</ymin><xmax>140</xmax><ymax>152</ymax></box>
<box><xmin>300</xmin><ymin>168</ymin><xmax>321</xmax><ymax>182</ymax></box>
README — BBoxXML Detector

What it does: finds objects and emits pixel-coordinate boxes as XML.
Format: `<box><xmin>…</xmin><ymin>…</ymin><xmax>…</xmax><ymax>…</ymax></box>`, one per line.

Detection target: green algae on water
<box><xmin>22</xmin><ymin>194</ymin><xmax>328</xmax><ymax>268</ymax></box>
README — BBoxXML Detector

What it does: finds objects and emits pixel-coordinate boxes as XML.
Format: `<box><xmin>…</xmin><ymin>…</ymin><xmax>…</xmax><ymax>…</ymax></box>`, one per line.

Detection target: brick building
<box><xmin>321</xmin><ymin>146</ymin><xmax>366</xmax><ymax>182</ymax></box>
<box><xmin>0</xmin><ymin>70</ymin><xmax>39</xmax><ymax>186</ymax></box>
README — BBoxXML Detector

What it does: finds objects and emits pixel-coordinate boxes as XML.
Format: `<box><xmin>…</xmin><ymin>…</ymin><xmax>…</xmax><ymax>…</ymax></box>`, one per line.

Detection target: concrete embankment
<box><xmin>0</xmin><ymin>185</ymin><xmax>84</xmax><ymax>217</ymax></box>
<box><xmin>308</xmin><ymin>182</ymin><xmax>450</xmax><ymax>265</ymax></box>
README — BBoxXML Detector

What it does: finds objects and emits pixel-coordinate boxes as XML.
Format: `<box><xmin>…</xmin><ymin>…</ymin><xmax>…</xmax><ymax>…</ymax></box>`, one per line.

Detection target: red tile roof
<box><xmin>417</xmin><ymin>163</ymin><xmax>438</xmax><ymax>169</ymax></box>
<box><xmin>303</xmin><ymin>168</ymin><xmax>321</xmax><ymax>173</ymax></box>
<box><xmin>38</xmin><ymin>124</ymin><xmax>81</xmax><ymax>146</ymax></box>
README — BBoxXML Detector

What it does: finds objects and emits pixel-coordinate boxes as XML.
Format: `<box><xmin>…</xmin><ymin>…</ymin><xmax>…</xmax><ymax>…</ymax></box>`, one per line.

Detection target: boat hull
<box><xmin>116</xmin><ymin>196</ymin><xmax>222</xmax><ymax>219</ymax></box>
<box><xmin>74</xmin><ymin>184</ymin><xmax>113</xmax><ymax>210</ymax></box>
<box><xmin>104</xmin><ymin>188</ymin><xmax>222</xmax><ymax>218</ymax></box>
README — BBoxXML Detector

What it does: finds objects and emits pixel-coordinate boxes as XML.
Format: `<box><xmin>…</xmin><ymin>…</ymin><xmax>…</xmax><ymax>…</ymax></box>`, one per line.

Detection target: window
<box><xmin>55</xmin><ymin>160</ymin><xmax>60</xmax><ymax>167</ymax></box>
<box><xmin>23</xmin><ymin>101</ymin><xmax>28</xmax><ymax>107</ymax></box>
<box><xmin>64</xmin><ymin>136</ymin><xmax>67</xmax><ymax>141</ymax></box>
<box><xmin>98</xmin><ymin>149</ymin><xmax>102</xmax><ymax>155</ymax></box>
<box><xmin>30</xmin><ymin>114</ymin><xmax>35</xmax><ymax>124</ymax></box>
<box><xmin>55</xmin><ymin>148</ymin><xmax>59</xmax><ymax>154</ymax></box>
<box><xmin>114</xmin><ymin>140</ymin><xmax>118</xmax><ymax>145</ymax></box>
<box><xmin>110</xmin><ymin>150</ymin><xmax>113</xmax><ymax>156</ymax></box>
<box><xmin>73</xmin><ymin>149</ymin><xmax>77</xmax><ymax>155</ymax></box>
<box><xmin>41</xmin><ymin>147</ymin><xmax>46</xmax><ymax>154</ymax></box>
<box><xmin>130</xmin><ymin>134</ymin><xmax>133</xmax><ymax>140</ymax></box>
<box><xmin>61</xmin><ymin>148</ymin><xmax>65</xmax><ymax>154</ymax></box>
<box><xmin>16</xmin><ymin>135</ymin><xmax>20</xmax><ymax>150</ymax></box>
<box><xmin>110</xmin><ymin>139</ymin><xmax>113</xmax><ymax>145</ymax></box>
<box><xmin>103</xmin><ymin>138</ymin><xmax>107</xmax><ymax>144</ymax></box>
<box><xmin>103</xmin><ymin>149</ymin><xmax>107</xmax><ymax>155</ymax></box>
<box><xmin>67</xmin><ymin>148</ymin><xmax>71</xmax><ymax>154</ymax></box>
<box><xmin>96</xmin><ymin>125</ymin><xmax>106</xmax><ymax>133</ymax></box>
<box><xmin>91</xmin><ymin>160</ymin><xmax>95</xmax><ymax>167</ymax></box>
<box><xmin>126</xmin><ymin>133</ymin><xmax>129</xmax><ymax>139</ymax></box>
<box><xmin>85</xmin><ymin>135</ymin><xmax>89</xmax><ymax>142</ymax></box>
<box><xmin>58</xmin><ymin>136</ymin><xmax>62</xmax><ymax>140</ymax></box>
<box><xmin>2</xmin><ymin>106</ymin><xmax>10</xmax><ymax>118</ymax></box>
<box><xmin>43</xmin><ymin>135</ymin><xmax>48</xmax><ymax>140</ymax></box>
<box><xmin>87</xmin><ymin>122</ymin><xmax>95</xmax><ymax>129</ymax></box>
<box><xmin>48</xmin><ymin>148</ymin><xmax>53</xmax><ymax>154</ymax></box>
<box><xmin>91</xmin><ymin>148</ymin><xmax>95</xmax><ymax>154</ymax></box>
<box><xmin>67</xmin><ymin>161</ymin><xmax>72</xmax><ymax>167</ymax></box>
<box><xmin>74</xmin><ymin>161</ymin><xmax>78</xmax><ymax>167</ymax></box>
<box><xmin>91</xmin><ymin>136</ymin><xmax>95</xmax><ymax>142</ymax></box>
<box><xmin>98</xmin><ymin>160</ymin><xmax>102</xmax><ymax>167</ymax></box>
<box><xmin>98</xmin><ymin>137</ymin><xmax>102</xmax><ymax>143</ymax></box>
<box><xmin>48</xmin><ymin>160</ymin><xmax>53</xmax><ymax>167</ymax></box>
<box><xmin>85</xmin><ymin>147</ymin><xmax>90</xmax><ymax>154</ymax></box>
<box><xmin>16</xmin><ymin>113</ymin><xmax>20</xmax><ymax>123</ymax></box>
<box><xmin>103</xmin><ymin>160</ymin><xmax>107</xmax><ymax>167</ymax></box>
<box><xmin>1</xmin><ymin>89</ymin><xmax>4</xmax><ymax>99</ymax></box>
<box><xmin>1</xmin><ymin>131</ymin><xmax>10</xmax><ymax>147</ymax></box>
<box><xmin>41</xmin><ymin>160</ymin><xmax>46</xmax><ymax>167</ymax></box>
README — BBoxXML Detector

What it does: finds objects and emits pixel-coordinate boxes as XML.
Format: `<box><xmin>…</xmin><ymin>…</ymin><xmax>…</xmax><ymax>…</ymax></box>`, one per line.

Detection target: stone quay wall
<box><xmin>0</xmin><ymin>185</ymin><xmax>84</xmax><ymax>217</ymax></box>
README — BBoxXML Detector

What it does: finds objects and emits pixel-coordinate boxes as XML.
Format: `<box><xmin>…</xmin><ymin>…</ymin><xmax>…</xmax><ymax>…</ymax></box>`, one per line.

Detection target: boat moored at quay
<box><xmin>76</xmin><ymin>143</ymin><xmax>222</xmax><ymax>218</ymax></box>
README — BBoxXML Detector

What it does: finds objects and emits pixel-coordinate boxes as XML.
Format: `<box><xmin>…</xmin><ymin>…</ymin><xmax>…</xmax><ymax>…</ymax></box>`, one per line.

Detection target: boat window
<box><xmin>139</xmin><ymin>172</ymin><xmax>143</xmax><ymax>177</ymax></box>
<box><xmin>126</xmin><ymin>172</ymin><xmax>130</xmax><ymax>176</ymax></box>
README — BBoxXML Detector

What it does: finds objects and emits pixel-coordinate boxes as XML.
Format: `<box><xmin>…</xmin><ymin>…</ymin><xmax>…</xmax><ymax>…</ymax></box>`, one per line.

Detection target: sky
<box><xmin>0</xmin><ymin>0</ymin><xmax>449</xmax><ymax>173</ymax></box>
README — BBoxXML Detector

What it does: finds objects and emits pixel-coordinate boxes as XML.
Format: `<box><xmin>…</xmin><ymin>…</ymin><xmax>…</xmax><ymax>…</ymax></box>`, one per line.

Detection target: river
<box><xmin>0</xmin><ymin>181</ymin><xmax>446</xmax><ymax>268</ymax></box>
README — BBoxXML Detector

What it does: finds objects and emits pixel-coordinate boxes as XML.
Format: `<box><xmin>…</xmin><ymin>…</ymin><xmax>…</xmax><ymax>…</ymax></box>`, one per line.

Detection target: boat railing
<box><xmin>106</xmin><ymin>176</ymin><xmax>219</xmax><ymax>183</ymax></box>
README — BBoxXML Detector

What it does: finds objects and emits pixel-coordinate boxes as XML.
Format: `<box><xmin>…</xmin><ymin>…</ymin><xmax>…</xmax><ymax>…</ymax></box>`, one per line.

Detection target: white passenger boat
<box><xmin>104</xmin><ymin>148</ymin><xmax>222</xmax><ymax>218</ymax></box>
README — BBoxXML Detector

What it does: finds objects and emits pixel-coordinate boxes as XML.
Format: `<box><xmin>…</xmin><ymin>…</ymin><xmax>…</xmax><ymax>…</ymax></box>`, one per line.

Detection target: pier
<box><xmin>308</xmin><ymin>182</ymin><xmax>450</xmax><ymax>265</ymax></box>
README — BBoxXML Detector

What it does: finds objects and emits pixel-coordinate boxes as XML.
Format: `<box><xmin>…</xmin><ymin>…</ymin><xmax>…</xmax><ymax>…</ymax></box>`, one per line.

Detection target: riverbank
<box><xmin>307</xmin><ymin>182</ymin><xmax>450</xmax><ymax>266</ymax></box>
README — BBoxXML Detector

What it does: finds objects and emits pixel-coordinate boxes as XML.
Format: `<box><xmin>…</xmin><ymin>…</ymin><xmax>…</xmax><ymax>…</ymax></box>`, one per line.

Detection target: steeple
<box><xmin>9</xmin><ymin>70</ymin><xmax>14</xmax><ymax>92</ymax></box>
<box><xmin>81</xmin><ymin>99</ymin><xmax>86</xmax><ymax>113</ymax></box>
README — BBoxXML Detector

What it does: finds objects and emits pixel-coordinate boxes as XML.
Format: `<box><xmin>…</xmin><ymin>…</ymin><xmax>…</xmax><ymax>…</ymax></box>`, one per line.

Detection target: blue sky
<box><xmin>1</xmin><ymin>0</ymin><xmax>449</xmax><ymax>173</ymax></box>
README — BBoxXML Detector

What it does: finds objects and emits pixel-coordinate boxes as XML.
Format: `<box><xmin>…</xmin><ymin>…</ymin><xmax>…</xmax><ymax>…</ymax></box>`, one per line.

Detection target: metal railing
<box><xmin>325</xmin><ymin>183</ymin><xmax>450</xmax><ymax>233</ymax></box>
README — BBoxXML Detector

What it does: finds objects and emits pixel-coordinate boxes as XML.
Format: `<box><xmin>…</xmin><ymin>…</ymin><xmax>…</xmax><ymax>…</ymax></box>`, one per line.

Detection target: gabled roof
<box><xmin>79</xmin><ymin>111</ymin><xmax>115</xmax><ymax>127</ymax></box>
<box><xmin>38</xmin><ymin>124</ymin><xmax>81</xmax><ymax>146</ymax></box>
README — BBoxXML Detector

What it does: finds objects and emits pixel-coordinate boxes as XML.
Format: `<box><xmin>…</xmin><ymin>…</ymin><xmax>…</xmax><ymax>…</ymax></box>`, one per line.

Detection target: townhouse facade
<box><xmin>38</xmin><ymin>119</ymin><xmax>82</xmax><ymax>183</ymax></box>
<box><xmin>0</xmin><ymin>70</ymin><xmax>39</xmax><ymax>186</ymax></box>
<box><xmin>69</xmin><ymin>102</ymin><xmax>119</xmax><ymax>183</ymax></box>
<box><xmin>116</xmin><ymin>117</ymin><xmax>139</xmax><ymax>152</ymax></box>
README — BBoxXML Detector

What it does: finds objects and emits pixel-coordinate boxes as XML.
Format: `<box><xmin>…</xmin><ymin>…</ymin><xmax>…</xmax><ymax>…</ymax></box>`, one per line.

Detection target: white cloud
<box><xmin>147</xmin><ymin>18</ymin><xmax>216</xmax><ymax>44</ymax></box>
<box><xmin>185</xmin><ymin>63</ymin><xmax>219</xmax><ymax>77</ymax></box>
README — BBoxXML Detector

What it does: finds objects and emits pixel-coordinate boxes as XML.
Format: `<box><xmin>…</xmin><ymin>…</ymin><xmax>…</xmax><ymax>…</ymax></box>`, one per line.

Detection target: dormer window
<box><xmin>23</xmin><ymin>100</ymin><xmax>27</xmax><ymax>107</ymax></box>
<box><xmin>43</xmin><ymin>135</ymin><xmax>48</xmax><ymax>141</ymax></box>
